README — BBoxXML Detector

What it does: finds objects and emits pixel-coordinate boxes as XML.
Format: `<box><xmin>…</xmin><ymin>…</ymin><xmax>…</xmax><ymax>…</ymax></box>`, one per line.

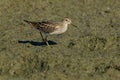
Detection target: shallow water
<box><xmin>0</xmin><ymin>0</ymin><xmax>120</xmax><ymax>80</ymax></box>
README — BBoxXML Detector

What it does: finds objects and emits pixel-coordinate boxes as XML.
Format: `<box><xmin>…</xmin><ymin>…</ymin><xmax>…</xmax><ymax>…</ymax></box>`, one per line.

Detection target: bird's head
<box><xmin>63</xmin><ymin>18</ymin><xmax>72</xmax><ymax>24</ymax></box>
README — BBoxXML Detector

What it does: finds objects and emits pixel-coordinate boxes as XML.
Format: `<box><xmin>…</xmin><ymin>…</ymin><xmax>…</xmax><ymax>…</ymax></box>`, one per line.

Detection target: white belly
<box><xmin>50</xmin><ymin>25</ymin><xmax>68</xmax><ymax>35</ymax></box>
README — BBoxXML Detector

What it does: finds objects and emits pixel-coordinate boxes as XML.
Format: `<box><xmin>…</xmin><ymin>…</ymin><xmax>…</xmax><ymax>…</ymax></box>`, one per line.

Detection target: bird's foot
<box><xmin>42</xmin><ymin>39</ymin><xmax>49</xmax><ymax>46</ymax></box>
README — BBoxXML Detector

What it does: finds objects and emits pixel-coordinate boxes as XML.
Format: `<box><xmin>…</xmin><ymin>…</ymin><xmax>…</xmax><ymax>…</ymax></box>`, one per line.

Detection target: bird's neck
<box><xmin>62</xmin><ymin>21</ymin><xmax>68</xmax><ymax>27</ymax></box>
<box><xmin>62</xmin><ymin>23</ymin><xmax>68</xmax><ymax>32</ymax></box>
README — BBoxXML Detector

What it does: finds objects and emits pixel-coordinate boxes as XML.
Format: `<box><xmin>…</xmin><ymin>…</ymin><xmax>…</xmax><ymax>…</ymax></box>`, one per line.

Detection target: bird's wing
<box><xmin>24</xmin><ymin>20</ymin><xmax>60</xmax><ymax>33</ymax></box>
<box><xmin>38</xmin><ymin>21</ymin><xmax>60</xmax><ymax>33</ymax></box>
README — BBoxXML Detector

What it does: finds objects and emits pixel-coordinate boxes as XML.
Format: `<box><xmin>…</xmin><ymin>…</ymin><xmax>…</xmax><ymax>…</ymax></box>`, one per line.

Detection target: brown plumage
<box><xmin>24</xmin><ymin>18</ymin><xmax>71</xmax><ymax>46</ymax></box>
<box><xmin>24</xmin><ymin>20</ymin><xmax>58</xmax><ymax>34</ymax></box>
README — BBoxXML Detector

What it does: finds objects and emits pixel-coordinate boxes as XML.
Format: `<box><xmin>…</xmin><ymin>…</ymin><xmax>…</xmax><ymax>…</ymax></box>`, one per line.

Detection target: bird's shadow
<box><xmin>18</xmin><ymin>40</ymin><xmax>57</xmax><ymax>46</ymax></box>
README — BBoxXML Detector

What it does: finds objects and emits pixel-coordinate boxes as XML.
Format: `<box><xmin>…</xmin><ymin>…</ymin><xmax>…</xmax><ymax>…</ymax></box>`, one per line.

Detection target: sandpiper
<box><xmin>24</xmin><ymin>18</ymin><xmax>71</xmax><ymax>46</ymax></box>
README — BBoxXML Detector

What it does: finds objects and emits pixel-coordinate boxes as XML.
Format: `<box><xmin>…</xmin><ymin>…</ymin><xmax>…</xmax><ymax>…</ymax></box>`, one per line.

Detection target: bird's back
<box><xmin>24</xmin><ymin>20</ymin><xmax>59</xmax><ymax>34</ymax></box>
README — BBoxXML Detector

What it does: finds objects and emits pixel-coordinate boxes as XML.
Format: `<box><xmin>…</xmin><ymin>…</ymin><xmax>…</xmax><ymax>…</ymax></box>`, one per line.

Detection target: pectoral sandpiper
<box><xmin>24</xmin><ymin>18</ymin><xmax>71</xmax><ymax>46</ymax></box>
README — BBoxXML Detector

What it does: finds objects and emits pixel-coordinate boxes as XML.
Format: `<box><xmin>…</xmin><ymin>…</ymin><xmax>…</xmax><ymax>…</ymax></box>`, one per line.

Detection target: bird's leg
<box><xmin>44</xmin><ymin>35</ymin><xmax>49</xmax><ymax>46</ymax></box>
<box><xmin>39</xmin><ymin>32</ymin><xmax>49</xmax><ymax>46</ymax></box>
<box><xmin>40</xmin><ymin>31</ymin><xmax>44</xmax><ymax>42</ymax></box>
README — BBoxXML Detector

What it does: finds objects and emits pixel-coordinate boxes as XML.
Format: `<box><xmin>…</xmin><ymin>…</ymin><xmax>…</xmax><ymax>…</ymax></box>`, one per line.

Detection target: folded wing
<box><xmin>24</xmin><ymin>20</ymin><xmax>59</xmax><ymax>33</ymax></box>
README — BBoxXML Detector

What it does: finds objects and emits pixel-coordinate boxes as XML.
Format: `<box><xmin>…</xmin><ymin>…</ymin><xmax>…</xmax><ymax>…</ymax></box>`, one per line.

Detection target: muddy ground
<box><xmin>0</xmin><ymin>0</ymin><xmax>120</xmax><ymax>80</ymax></box>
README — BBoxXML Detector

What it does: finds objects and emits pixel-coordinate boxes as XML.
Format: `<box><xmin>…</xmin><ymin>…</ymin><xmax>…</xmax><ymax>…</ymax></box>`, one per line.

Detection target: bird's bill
<box><xmin>71</xmin><ymin>23</ymin><xmax>79</xmax><ymax>29</ymax></box>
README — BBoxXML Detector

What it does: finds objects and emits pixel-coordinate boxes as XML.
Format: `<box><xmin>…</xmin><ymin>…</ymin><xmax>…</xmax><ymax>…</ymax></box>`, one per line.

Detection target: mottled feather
<box><xmin>24</xmin><ymin>20</ymin><xmax>59</xmax><ymax>33</ymax></box>
<box><xmin>24</xmin><ymin>18</ymin><xmax>71</xmax><ymax>35</ymax></box>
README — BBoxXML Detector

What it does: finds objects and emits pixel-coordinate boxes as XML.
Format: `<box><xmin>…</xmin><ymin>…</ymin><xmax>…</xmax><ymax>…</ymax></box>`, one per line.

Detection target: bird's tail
<box><xmin>24</xmin><ymin>20</ymin><xmax>33</xmax><ymax>24</ymax></box>
<box><xmin>24</xmin><ymin>20</ymin><xmax>39</xmax><ymax>29</ymax></box>
<box><xmin>24</xmin><ymin>20</ymin><xmax>39</xmax><ymax>25</ymax></box>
